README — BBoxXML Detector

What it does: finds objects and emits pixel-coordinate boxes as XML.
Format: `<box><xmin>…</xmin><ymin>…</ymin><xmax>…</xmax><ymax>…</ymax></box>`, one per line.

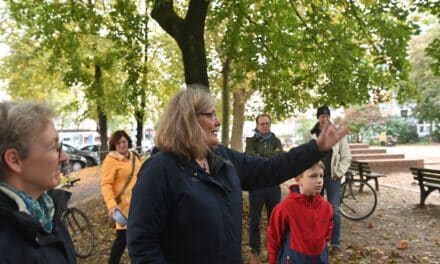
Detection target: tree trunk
<box><xmin>219</xmin><ymin>11</ymin><xmax>243</xmax><ymax>146</ymax></box>
<box><xmin>134</xmin><ymin>5</ymin><xmax>150</xmax><ymax>153</ymax></box>
<box><xmin>221</xmin><ymin>57</ymin><xmax>232</xmax><ymax>146</ymax></box>
<box><xmin>94</xmin><ymin>65</ymin><xmax>108</xmax><ymax>160</ymax></box>
<box><xmin>230</xmin><ymin>86</ymin><xmax>254</xmax><ymax>151</ymax></box>
<box><xmin>135</xmin><ymin>104</ymin><xmax>144</xmax><ymax>152</ymax></box>
<box><xmin>151</xmin><ymin>0</ymin><xmax>210</xmax><ymax>88</ymax></box>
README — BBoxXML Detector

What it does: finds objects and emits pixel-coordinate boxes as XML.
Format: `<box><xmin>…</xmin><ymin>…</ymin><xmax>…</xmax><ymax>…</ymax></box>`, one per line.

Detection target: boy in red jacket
<box><xmin>267</xmin><ymin>161</ymin><xmax>333</xmax><ymax>264</ymax></box>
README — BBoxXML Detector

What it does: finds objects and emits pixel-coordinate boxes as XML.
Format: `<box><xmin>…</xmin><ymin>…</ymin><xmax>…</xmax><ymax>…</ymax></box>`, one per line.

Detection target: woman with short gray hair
<box><xmin>0</xmin><ymin>101</ymin><xmax>76</xmax><ymax>263</ymax></box>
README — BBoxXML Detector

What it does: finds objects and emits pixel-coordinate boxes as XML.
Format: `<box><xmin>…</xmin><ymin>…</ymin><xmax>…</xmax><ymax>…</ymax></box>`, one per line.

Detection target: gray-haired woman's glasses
<box><xmin>57</xmin><ymin>141</ymin><xmax>63</xmax><ymax>160</ymax></box>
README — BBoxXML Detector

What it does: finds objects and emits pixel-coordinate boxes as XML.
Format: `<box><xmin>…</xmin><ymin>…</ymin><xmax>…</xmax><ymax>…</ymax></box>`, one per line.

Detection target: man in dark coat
<box><xmin>245</xmin><ymin>114</ymin><xmax>283</xmax><ymax>264</ymax></box>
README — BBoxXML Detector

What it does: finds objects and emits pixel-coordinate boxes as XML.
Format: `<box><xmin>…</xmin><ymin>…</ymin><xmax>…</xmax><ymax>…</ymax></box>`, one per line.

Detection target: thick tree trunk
<box><xmin>151</xmin><ymin>0</ymin><xmax>210</xmax><ymax>88</ymax></box>
<box><xmin>221</xmin><ymin>57</ymin><xmax>232</xmax><ymax>146</ymax></box>
<box><xmin>94</xmin><ymin>65</ymin><xmax>108</xmax><ymax>160</ymax></box>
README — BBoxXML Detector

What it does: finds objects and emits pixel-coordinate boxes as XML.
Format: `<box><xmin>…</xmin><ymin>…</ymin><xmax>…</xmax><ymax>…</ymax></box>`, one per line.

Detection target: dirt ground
<box><xmin>69</xmin><ymin>144</ymin><xmax>440</xmax><ymax>263</ymax></box>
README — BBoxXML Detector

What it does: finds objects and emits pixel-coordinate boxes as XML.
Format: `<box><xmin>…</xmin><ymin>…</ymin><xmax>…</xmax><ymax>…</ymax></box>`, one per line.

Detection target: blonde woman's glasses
<box><xmin>198</xmin><ymin>112</ymin><xmax>217</xmax><ymax>120</ymax></box>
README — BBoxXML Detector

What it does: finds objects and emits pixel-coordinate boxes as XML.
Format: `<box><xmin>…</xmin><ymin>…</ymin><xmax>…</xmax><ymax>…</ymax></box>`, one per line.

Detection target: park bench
<box><xmin>348</xmin><ymin>161</ymin><xmax>386</xmax><ymax>191</ymax></box>
<box><xmin>409</xmin><ymin>167</ymin><xmax>440</xmax><ymax>206</ymax></box>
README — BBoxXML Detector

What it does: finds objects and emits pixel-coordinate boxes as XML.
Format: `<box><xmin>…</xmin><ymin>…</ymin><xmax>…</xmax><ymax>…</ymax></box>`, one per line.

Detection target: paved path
<box><xmin>65</xmin><ymin>166</ymin><xmax>102</xmax><ymax>207</ymax></box>
<box><xmin>382</xmin><ymin>143</ymin><xmax>440</xmax><ymax>169</ymax></box>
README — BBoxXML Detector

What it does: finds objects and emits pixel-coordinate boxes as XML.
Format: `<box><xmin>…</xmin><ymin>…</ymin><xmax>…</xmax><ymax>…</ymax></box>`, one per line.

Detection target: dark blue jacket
<box><xmin>127</xmin><ymin>141</ymin><xmax>323</xmax><ymax>264</ymax></box>
<box><xmin>0</xmin><ymin>189</ymin><xmax>76</xmax><ymax>264</ymax></box>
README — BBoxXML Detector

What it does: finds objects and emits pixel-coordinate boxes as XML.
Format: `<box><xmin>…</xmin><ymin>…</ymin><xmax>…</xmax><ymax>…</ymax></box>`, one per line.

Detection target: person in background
<box><xmin>310</xmin><ymin>106</ymin><xmax>351</xmax><ymax>254</ymax></box>
<box><xmin>267</xmin><ymin>161</ymin><xmax>333</xmax><ymax>264</ymax></box>
<box><xmin>101</xmin><ymin>130</ymin><xmax>142</xmax><ymax>264</ymax></box>
<box><xmin>127</xmin><ymin>89</ymin><xmax>348</xmax><ymax>264</ymax></box>
<box><xmin>0</xmin><ymin>101</ymin><xmax>76</xmax><ymax>263</ymax></box>
<box><xmin>245</xmin><ymin>114</ymin><xmax>283</xmax><ymax>264</ymax></box>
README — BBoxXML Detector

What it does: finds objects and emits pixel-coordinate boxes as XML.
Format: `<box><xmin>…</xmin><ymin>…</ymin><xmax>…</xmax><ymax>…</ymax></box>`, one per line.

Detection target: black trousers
<box><xmin>249</xmin><ymin>186</ymin><xmax>281</xmax><ymax>253</ymax></box>
<box><xmin>108</xmin><ymin>229</ymin><xmax>126</xmax><ymax>264</ymax></box>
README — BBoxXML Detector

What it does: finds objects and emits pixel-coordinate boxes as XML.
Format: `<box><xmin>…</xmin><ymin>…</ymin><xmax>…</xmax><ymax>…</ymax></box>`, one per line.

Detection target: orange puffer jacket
<box><xmin>101</xmin><ymin>151</ymin><xmax>142</xmax><ymax>229</ymax></box>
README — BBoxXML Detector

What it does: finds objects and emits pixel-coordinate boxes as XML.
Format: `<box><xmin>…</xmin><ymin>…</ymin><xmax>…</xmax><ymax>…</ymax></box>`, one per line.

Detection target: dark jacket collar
<box><xmin>160</xmin><ymin>147</ymin><xmax>234</xmax><ymax>193</ymax></box>
<box><xmin>0</xmin><ymin>188</ymin><xmax>71</xmax><ymax>235</ymax></box>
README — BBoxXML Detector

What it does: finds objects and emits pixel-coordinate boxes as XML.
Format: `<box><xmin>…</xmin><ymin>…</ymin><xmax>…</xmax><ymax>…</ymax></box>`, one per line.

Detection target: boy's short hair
<box><xmin>297</xmin><ymin>161</ymin><xmax>325</xmax><ymax>178</ymax></box>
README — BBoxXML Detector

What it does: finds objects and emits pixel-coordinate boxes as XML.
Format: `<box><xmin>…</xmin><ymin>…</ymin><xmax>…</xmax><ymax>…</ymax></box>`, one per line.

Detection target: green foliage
<box><xmin>385</xmin><ymin>117</ymin><xmax>419</xmax><ymax>143</ymax></box>
<box><xmin>417</xmin><ymin>1</ymin><xmax>440</xmax><ymax>76</ymax></box>
<box><xmin>431</xmin><ymin>126</ymin><xmax>440</xmax><ymax>142</ymax></box>
<box><xmin>207</xmin><ymin>0</ymin><xmax>419</xmax><ymax>122</ymax></box>
<box><xmin>0</xmin><ymin>1</ymin><xmax>183</xmax><ymax>129</ymax></box>
<box><xmin>294</xmin><ymin>116</ymin><xmax>315</xmax><ymax>145</ymax></box>
<box><xmin>410</xmin><ymin>20</ymin><xmax>440</xmax><ymax>124</ymax></box>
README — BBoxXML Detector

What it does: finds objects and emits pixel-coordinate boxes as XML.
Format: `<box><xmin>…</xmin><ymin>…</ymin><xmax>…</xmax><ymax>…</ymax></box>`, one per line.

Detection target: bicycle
<box><xmin>59</xmin><ymin>165</ymin><xmax>95</xmax><ymax>258</ymax></box>
<box><xmin>340</xmin><ymin>171</ymin><xmax>377</xmax><ymax>220</ymax></box>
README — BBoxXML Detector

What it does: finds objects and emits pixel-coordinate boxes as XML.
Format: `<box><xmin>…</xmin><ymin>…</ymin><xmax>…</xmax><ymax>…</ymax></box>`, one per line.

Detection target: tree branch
<box><xmin>348</xmin><ymin>0</ymin><xmax>383</xmax><ymax>54</ymax></box>
<box><xmin>288</xmin><ymin>0</ymin><xmax>321</xmax><ymax>49</ymax></box>
<box><xmin>151</xmin><ymin>0</ymin><xmax>184</xmax><ymax>39</ymax></box>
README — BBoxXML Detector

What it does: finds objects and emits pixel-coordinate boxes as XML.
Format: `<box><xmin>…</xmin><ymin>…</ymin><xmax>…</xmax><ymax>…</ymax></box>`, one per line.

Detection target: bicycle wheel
<box><xmin>63</xmin><ymin>207</ymin><xmax>95</xmax><ymax>258</ymax></box>
<box><xmin>340</xmin><ymin>179</ymin><xmax>377</xmax><ymax>220</ymax></box>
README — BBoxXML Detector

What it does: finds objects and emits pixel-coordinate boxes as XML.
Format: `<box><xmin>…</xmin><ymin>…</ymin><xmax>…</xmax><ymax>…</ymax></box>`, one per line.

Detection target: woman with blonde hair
<box><xmin>127</xmin><ymin>88</ymin><xmax>347</xmax><ymax>264</ymax></box>
<box><xmin>101</xmin><ymin>130</ymin><xmax>142</xmax><ymax>264</ymax></box>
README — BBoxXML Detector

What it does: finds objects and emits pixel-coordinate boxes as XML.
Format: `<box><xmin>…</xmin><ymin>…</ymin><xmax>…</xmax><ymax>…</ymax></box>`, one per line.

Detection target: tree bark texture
<box><xmin>221</xmin><ymin>57</ymin><xmax>232</xmax><ymax>146</ymax></box>
<box><xmin>94</xmin><ymin>65</ymin><xmax>108</xmax><ymax>160</ymax></box>
<box><xmin>230</xmin><ymin>86</ymin><xmax>254</xmax><ymax>151</ymax></box>
<box><xmin>151</xmin><ymin>0</ymin><xmax>210</xmax><ymax>88</ymax></box>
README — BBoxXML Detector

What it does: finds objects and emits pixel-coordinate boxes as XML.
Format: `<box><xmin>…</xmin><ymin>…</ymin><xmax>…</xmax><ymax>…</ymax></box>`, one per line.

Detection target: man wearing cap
<box><xmin>311</xmin><ymin>106</ymin><xmax>351</xmax><ymax>254</ymax></box>
<box><xmin>245</xmin><ymin>114</ymin><xmax>283</xmax><ymax>264</ymax></box>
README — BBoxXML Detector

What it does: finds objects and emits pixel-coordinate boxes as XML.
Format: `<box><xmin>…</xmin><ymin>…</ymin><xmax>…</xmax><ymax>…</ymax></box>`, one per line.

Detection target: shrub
<box><xmin>432</xmin><ymin>127</ymin><xmax>440</xmax><ymax>142</ymax></box>
<box><xmin>385</xmin><ymin>117</ymin><xmax>418</xmax><ymax>143</ymax></box>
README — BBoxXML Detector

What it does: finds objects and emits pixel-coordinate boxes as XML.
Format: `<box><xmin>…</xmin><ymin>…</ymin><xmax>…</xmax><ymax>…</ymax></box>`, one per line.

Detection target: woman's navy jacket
<box><xmin>127</xmin><ymin>141</ymin><xmax>323</xmax><ymax>264</ymax></box>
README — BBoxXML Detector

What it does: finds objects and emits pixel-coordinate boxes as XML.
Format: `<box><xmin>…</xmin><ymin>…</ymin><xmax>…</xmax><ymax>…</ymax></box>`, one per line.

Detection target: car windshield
<box><xmin>81</xmin><ymin>145</ymin><xmax>96</xmax><ymax>151</ymax></box>
<box><xmin>62</xmin><ymin>143</ymin><xmax>77</xmax><ymax>153</ymax></box>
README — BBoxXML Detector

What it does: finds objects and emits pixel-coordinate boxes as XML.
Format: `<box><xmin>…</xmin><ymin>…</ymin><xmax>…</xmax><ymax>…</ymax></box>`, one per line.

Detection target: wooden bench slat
<box><xmin>425</xmin><ymin>182</ymin><xmax>440</xmax><ymax>189</ymax></box>
<box><xmin>363</xmin><ymin>172</ymin><xmax>386</xmax><ymax>178</ymax></box>
<box><xmin>350</xmin><ymin>161</ymin><xmax>386</xmax><ymax>191</ymax></box>
<box><xmin>423</xmin><ymin>175</ymin><xmax>440</xmax><ymax>182</ymax></box>
<box><xmin>417</xmin><ymin>174</ymin><xmax>440</xmax><ymax>180</ymax></box>
<box><xmin>409</xmin><ymin>167</ymin><xmax>440</xmax><ymax>206</ymax></box>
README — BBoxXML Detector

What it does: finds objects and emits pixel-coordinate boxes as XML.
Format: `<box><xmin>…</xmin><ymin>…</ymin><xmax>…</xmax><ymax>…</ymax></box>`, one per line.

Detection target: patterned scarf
<box><xmin>0</xmin><ymin>183</ymin><xmax>54</xmax><ymax>233</ymax></box>
<box><xmin>254</xmin><ymin>130</ymin><xmax>274</xmax><ymax>142</ymax></box>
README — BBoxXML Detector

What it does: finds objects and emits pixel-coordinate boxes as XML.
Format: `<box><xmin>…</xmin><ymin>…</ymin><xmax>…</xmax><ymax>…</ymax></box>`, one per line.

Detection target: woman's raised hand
<box><xmin>316</xmin><ymin>122</ymin><xmax>349</xmax><ymax>152</ymax></box>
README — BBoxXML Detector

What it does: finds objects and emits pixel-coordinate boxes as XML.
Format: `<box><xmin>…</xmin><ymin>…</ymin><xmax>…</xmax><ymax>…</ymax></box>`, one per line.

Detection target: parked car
<box><xmin>79</xmin><ymin>144</ymin><xmax>103</xmax><ymax>165</ymax></box>
<box><xmin>62</xmin><ymin>143</ymin><xmax>99</xmax><ymax>167</ymax></box>
<box><xmin>62</xmin><ymin>154</ymin><xmax>87</xmax><ymax>174</ymax></box>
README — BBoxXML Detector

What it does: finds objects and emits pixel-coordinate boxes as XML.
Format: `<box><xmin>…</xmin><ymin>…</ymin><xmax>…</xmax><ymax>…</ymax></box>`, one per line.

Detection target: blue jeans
<box><xmin>321</xmin><ymin>176</ymin><xmax>341</xmax><ymax>247</ymax></box>
<box><xmin>249</xmin><ymin>186</ymin><xmax>281</xmax><ymax>254</ymax></box>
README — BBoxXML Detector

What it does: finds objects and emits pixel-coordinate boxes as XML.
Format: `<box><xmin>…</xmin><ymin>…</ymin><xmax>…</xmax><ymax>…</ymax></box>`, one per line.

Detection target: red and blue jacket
<box><xmin>267</xmin><ymin>186</ymin><xmax>333</xmax><ymax>264</ymax></box>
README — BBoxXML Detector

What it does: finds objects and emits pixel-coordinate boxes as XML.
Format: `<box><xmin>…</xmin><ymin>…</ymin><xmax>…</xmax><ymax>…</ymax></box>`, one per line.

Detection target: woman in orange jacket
<box><xmin>101</xmin><ymin>130</ymin><xmax>142</xmax><ymax>264</ymax></box>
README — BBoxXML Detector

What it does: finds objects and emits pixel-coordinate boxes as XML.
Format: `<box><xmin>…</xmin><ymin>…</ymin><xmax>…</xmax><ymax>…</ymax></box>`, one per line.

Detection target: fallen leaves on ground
<box><xmin>71</xmin><ymin>167</ymin><xmax>440</xmax><ymax>264</ymax></box>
